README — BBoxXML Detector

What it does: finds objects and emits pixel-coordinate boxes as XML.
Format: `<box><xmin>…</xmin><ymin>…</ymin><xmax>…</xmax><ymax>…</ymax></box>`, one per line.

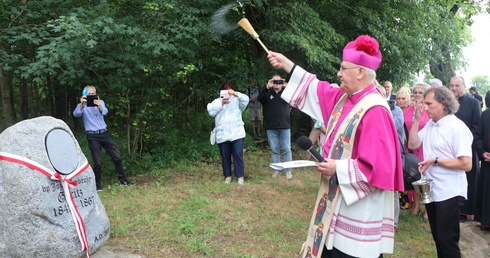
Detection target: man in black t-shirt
<box><xmin>258</xmin><ymin>75</ymin><xmax>293</xmax><ymax>180</ymax></box>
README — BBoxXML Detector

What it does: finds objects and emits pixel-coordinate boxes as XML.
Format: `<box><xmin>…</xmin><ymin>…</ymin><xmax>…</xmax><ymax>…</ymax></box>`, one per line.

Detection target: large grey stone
<box><xmin>0</xmin><ymin>116</ymin><xmax>110</xmax><ymax>257</ymax></box>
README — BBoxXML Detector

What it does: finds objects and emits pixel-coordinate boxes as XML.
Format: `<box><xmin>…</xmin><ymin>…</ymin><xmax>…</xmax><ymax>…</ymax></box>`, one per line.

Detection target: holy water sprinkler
<box><xmin>238</xmin><ymin>18</ymin><xmax>270</xmax><ymax>54</ymax></box>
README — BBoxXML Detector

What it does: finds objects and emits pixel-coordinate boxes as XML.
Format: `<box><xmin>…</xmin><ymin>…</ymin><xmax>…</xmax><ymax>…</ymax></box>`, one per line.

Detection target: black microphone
<box><xmin>297</xmin><ymin>136</ymin><xmax>326</xmax><ymax>162</ymax></box>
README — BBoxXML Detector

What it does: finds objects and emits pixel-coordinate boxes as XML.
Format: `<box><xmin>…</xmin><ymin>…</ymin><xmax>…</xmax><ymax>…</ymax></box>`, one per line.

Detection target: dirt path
<box><xmin>460</xmin><ymin>219</ymin><xmax>490</xmax><ymax>257</ymax></box>
<box><xmin>92</xmin><ymin>247</ymin><xmax>142</xmax><ymax>258</ymax></box>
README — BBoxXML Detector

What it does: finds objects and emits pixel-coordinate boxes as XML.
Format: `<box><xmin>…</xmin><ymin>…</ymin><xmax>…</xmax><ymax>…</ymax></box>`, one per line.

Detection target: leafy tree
<box><xmin>470</xmin><ymin>75</ymin><xmax>490</xmax><ymax>96</ymax></box>
<box><xmin>0</xmin><ymin>0</ymin><xmax>488</xmax><ymax>168</ymax></box>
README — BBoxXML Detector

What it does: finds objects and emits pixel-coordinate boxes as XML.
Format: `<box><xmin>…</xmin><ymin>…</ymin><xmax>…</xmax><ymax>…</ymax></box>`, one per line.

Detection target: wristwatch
<box><xmin>434</xmin><ymin>157</ymin><xmax>439</xmax><ymax>165</ymax></box>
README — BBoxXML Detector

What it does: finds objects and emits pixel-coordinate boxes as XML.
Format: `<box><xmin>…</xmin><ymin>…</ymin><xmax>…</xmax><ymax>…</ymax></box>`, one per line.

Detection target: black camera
<box><xmin>86</xmin><ymin>95</ymin><xmax>99</xmax><ymax>107</ymax></box>
<box><xmin>273</xmin><ymin>79</ymin><xmax>284</xmax><ymax>84</ymax></box>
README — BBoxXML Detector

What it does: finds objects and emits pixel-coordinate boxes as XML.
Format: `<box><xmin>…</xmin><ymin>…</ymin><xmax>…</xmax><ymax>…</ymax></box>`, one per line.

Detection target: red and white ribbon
<box><xmin>0</xmin><ymin>152</ymin><xmax>91</xmax><ymax>258</ymax></box>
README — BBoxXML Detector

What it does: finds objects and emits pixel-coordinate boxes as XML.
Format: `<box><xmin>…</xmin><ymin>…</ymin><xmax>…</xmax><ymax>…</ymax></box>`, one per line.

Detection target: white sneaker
<box><xmin>272</xmin><ymin>172</ymin><xmax>279</xmax><ymax>178</ymax></box>
<box><xmin>286</xmin><ymin>172</ymin><xmax>293</xmax><ymax>180</ymax></box>
<box><xmin>238</xmin><ymin>177</ymin><xmax>244</xmax><ymax>185</ymax></box>
<box><xmin>224</xmin><ymin>177</ymin><xmax>232</xmax><ymax>184</ymax></box>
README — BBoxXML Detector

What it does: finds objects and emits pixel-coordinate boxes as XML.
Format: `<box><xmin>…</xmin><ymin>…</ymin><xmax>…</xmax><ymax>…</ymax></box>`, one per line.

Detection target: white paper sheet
<box><xmin>269</xmin><ymin>160</ymin><xmax>317</xmax><ymax>170</ymax></box>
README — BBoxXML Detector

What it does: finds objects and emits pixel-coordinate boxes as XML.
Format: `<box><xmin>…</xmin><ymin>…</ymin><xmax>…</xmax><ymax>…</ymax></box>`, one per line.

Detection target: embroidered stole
<box><xmin>301</xmin><ymin>93</ymin><xmax>388</xmax><ymax>258</ymax></box>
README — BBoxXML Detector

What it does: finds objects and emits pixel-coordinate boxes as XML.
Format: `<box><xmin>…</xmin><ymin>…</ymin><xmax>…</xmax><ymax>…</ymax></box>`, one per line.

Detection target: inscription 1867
<box><xmin>52</xmin><ymin>195</ymin><xmax>95</xmax><ymax>217</ymax></box>
<box><xmin>40</xmin><ymin>176</ymin><xmax>96</xmax><ymax>217</ymax></box>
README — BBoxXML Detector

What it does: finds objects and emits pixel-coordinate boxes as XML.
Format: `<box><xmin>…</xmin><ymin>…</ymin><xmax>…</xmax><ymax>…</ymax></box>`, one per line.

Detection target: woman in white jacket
<box><xmin>207</xmin><ymin>81</ymin><xmax>249</xmax><ymax>185</ymax></box>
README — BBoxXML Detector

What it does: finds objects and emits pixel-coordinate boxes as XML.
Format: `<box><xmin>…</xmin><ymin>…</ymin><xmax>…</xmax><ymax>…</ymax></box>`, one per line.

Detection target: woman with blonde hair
<box><xmin>404</xmin><ymin>82</ymin><xmax>430</xmax><ymax>219</ymax></box>
<box><xmin>396</xmin><ymin>87</ymin><xmax>411</xmax><ymax>112</ymax></box>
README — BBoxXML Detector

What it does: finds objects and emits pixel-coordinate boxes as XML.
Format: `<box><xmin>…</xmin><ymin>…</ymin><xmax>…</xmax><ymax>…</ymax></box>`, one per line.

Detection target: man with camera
<box><xmin>73</xmin><ymin>85</ymin><xmax>133</xmax><ymax>191</ymax></box>
<box><xmin>258</xmin><ymin>75</ymin><xmax>293</xmax><ymax>179</ymax></box>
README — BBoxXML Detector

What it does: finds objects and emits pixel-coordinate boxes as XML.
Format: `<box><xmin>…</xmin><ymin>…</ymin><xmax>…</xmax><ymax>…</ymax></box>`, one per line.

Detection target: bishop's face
<box><xmin>337</xmin><ymin>61</ymin><xmax>361</xmax><ymax>95</ymax></box>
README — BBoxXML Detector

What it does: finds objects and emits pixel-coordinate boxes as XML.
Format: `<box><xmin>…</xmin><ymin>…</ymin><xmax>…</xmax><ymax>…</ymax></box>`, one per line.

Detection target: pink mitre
<box><xmin>342</xmin><ymin>35</ymin><xmax>382</xmax><ymax>71</ymax></box>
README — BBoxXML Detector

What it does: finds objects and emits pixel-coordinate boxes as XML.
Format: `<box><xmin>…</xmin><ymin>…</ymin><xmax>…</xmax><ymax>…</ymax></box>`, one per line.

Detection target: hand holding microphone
<box><xmin>298</xmin><ymin>136</ymin><xmax>339</xmax><ymax>176</ymax></box>
<box><xmin>297</xmin><ymin>136</ymin><xmax>325</xmax><ymax>162</ymax></box>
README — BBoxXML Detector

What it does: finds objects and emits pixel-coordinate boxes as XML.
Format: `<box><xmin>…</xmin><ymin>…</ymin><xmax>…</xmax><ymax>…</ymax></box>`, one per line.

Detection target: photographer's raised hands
<box><xmin>266</xmin><ymin>79</ymin><xmax>274</xmax><ymax>89</ymax></box>
<box><xmin>227</xmin><ymin>89</ymin><xmax>240</xmax><ymax>98</ymax></box>
<box><xmin>221</xmin><ymin>89</ymin><xmax>240</xmax><ymax>106</ymax></box>
<box><xmin>79</xmin><ymin>94</ymin><xmax>102</xmax><ymax>113</ymax></box>
<box><xmin>80</xmin><ymin>95</ymin><xmax>87</xmax><ymax>105</ymax></box>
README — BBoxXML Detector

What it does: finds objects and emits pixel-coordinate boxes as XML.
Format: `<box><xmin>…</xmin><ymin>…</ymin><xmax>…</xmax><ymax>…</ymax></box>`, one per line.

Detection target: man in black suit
<box><xmin>450</xmin><ymin>76</ymin><xmax>482</xmax><ymax>222</ymax></box>
<box><xmin>384</xmin><ymin>81</ymin><xmax>396</xmax><ymax>101</ymax></box>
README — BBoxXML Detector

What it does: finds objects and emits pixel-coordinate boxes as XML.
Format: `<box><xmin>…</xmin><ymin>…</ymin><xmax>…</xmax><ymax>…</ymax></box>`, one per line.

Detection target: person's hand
<box><xmin>80</xmin><ymin>96</ymin><xmax>87</xmax><ymax>104</ymax></box>
<box><xmin>221</xmin><ymin>98</ymin><xmax>230</xmax><ymax>105</ymax></box>
<box><xmin>413</xmin><ymin>99</ymin><xmax>424</xmax><ymax>121</ymax></box>
<box><xmin>320</xmin><ymin>126</ymin><xmax>326</xmax><ymax>134</ymax></box>
<box><xmin>93</xmin><ymin>96</ymin><xmax>101</xmax><ymax>106</ymax></box>
<box><xmin>315</xmin><ymin>158</ymin><xmax>336</xmax><ymax>177</ymax></box>
<box><xmin>227</xmin><ymin>89</ymin><xmax>239</xmax><ymax>97</ymax></box>
<box><xmin>267</xmin><ymin>51</ymin><xmax>295</xmax><ymax>73</ymax></box>
<box><xmin>266</xmin><ymin>79</ymin><xmax>274</xmax><ymax>89</ymax></box>
<box><xmin>483</xmin><ymin>152</ymin><xmax>490</xmax><ymax>162</ymax></box>
<box><xmin>418</xmin><ymin>158</ymin><xmax>435</xmax><ymax>174</ymax></box>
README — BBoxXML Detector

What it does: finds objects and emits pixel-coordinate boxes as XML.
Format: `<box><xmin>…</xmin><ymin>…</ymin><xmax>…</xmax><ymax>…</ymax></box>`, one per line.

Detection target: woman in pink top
<box><xmin>404</xmin><ymin>83</ymin><xmax>430</xmax><ymax>218</ymax></box>
<box><xmin>396</xmin><ymin>87</ymin><xmax>411</xmax><ymax>113</ymax></box>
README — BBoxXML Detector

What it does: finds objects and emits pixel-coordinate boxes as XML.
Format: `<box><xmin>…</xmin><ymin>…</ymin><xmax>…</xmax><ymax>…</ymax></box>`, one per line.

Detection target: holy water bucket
<box><xmin>412</xmin><ymin>179</ymin><xmax>434</xmax><ymax>204</ymax></box>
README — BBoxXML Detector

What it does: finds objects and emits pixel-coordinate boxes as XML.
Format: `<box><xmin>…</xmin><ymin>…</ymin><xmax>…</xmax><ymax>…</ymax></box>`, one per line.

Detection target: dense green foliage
<box><xmin>1</xmin><ymin>0</ymin><xmax>489</xmax><ymax>173</ymax></box>
<box><xmin>470</xmin><ymin>75</ymin><xmax>490</xmax><ymax>97</ymax></box>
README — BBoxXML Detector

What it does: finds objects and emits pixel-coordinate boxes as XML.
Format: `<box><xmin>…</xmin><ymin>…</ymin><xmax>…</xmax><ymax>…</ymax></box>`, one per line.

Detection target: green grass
<box><xmin>98</xmin><ymin>148</ymin><xmax>438</xmax><ymax>257</ymax></box>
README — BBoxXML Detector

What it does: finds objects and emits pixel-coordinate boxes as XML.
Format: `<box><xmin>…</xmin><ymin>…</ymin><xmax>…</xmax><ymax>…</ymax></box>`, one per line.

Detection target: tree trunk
<box><xmin>52</xmin><ymin>80</ymin><xmax>67</xmax><ymax>120</ymax></box>
<box><xmin>428</xmin><ymin>4</ymin><xmax>460</xmax><ymax>86</ymax></box>
<box><xmin>429</xmin><ymin>48</ymin><xmax>455</xmax><ymax>87</ymax></box>
<box><xmin>19</xmin><ymin>80</ymin><xmax>29</xmax><ymax>120</ymax></box>
<box><xmin>0</xmin><ymin>39</ymin><xmax>15</xmax><ymax>130</ymax></box>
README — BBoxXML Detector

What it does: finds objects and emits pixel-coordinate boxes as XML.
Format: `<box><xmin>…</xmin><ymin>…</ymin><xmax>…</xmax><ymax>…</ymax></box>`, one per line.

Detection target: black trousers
<box><xmin>87</xmin><ymin>131</ymin><xmax>126</xmax><ymax>187</ymax></box>
<box><xmin>321</xmin><ymin>246</ymin><xmax>383</xmax><ymax>258</ymax></box>
<box><xmin>426</xmin><ymin>196</ymin><xmax>463</xmax><ymax>258</ymax></box>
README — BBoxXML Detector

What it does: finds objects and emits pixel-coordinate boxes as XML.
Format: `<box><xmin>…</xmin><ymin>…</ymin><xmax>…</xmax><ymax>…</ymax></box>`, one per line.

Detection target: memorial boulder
<box><xmin>0</xmin><ymin>116</ymin><xmax>110</xmax><ymax>257</ymax></box>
